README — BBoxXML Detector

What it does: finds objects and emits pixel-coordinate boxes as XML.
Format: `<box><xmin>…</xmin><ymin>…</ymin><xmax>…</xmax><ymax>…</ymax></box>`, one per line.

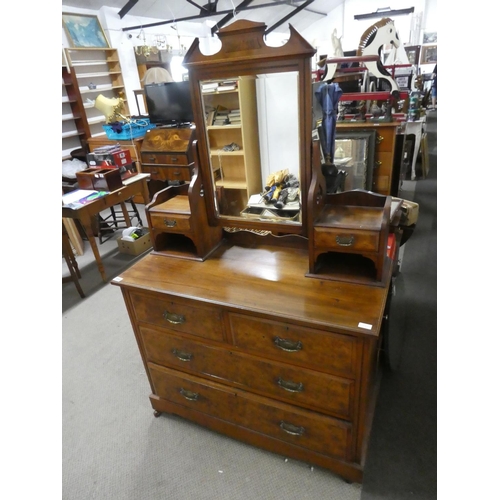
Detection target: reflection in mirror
<box><xmin>200</xmin><ymin>72</ymin><xmax>301</xmax><ymax>225</ymax></box>
<box><xmin>322</xmin><ymin>131</ymin><xmax>376</xmax><ymax>193</ymax></box>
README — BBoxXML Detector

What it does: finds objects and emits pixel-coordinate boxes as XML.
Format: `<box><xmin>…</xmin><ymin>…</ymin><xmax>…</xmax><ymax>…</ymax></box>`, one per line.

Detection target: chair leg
<box><xmin>62</xmin><ymin>233</ymin><xmax>85</xmax><ymax>298</ymax></box>
<box><xmin>128</xmin><ymin>198</ymin><xmax>143</xmax><ymax>226</ymax></box>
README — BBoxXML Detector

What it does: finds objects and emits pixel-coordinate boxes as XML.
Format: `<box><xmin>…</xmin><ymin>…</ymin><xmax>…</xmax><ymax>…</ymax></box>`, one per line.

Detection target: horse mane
<box><xmin>356</xmin><ymin>17</ymin><xmax>393</xmax><ymax>56</ymax></box>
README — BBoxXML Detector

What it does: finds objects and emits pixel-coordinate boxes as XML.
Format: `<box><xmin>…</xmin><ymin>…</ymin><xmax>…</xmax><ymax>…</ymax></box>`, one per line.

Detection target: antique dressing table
<box><xmin>112</xmin><ymin>21</ymin><xmax>398</xmax><ymax>483</ymax></box>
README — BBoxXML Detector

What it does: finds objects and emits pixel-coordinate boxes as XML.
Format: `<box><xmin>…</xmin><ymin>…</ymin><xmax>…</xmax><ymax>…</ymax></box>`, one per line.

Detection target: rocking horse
<box><xmin>357</xmin><ymin>17</ymin><xmax>401</xmax><ymax>98</ymax></box>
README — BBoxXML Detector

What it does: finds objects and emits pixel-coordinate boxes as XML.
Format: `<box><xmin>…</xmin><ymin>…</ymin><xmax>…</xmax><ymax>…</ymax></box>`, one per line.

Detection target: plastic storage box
<box><xmin>103</xmin><ymin>119</ymin><xmax>156</xmax><ymax>140</ymax></box>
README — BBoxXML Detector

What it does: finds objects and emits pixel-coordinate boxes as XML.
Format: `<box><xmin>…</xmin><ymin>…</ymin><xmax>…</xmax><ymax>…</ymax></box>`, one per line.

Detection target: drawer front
<box><xmin>314</xmin><ymin>227</ymin><xmax>379</xmax><ymax>253</ymax></box>
<box><xmin>149</xmin><ymin>364</ymin><xmax>352</xmax><ymax>460</ymax></box>
<box><xmin>229</xmin><ymin>314</ymin><xmax>358</xmax><ymax>377</ymax></box>
<box><xmin>375</xmin><ymin>130</ymin><xmax>396</xmax><ymax>152</ymax></box>
<box><xmin>149</xmin><ymin>212</ymin><xmax>191</xmax><ymax>233</ymax></box>
<box><xmin>130</xmin><ymin>292</ymin><xmax>224</xmax><ymax>341</ymax></box>
<box><xmin>141</xmin><ymin>327</ymin><xmax>353</xmax><ymax>419</ymax></box>
<box><xmin>141</xmin><ymin>165</ymin><xmax>192</xmax><ymax>182</ymax></box>
<box><xmin>141</xmin><ymin>153</ymin><xmax>189</xmax><ymax>165</ymax></box>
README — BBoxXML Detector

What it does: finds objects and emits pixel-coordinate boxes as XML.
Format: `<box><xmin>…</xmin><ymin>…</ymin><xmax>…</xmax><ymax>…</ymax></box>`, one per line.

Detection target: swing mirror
<box><xmin>183</xmin><ymin>20</ymin><xmax>315</xmax><ymax>236</ymax></box>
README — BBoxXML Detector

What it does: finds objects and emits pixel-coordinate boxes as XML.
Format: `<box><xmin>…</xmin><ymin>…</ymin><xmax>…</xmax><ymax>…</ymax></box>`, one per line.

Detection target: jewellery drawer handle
<box><xmin>277</xmin><ymin>377</ymin><xmax>304</xmax><ymax>393</ymax></box>
<box><xmin>280</xmin><ymin>421</ymin><xmax>305</xmax><ymax>436</ymax></box>
<box><xmin>164</xmin><ymin>219</ymin><xmax>177</xmax><ymax>228</ymax></box>
<box><xmin>335</xmin><ymin>235</ymin><xmax>354</xmax><ymax>247</ymax></box>
<box><xmin>274</xmin><ymin>336</ymin><xmax>303</xmax><ymax>352</ymax></box>
<box><xmin>172</xmin><ymin>348</ymin><xmax>193</xmax><ymax>361</ymax></box>
<box><xmin>163</xmin><ymin>310</ymin><xmax>185</xmax><ymax>324</ymax></box>
<box><xmin>179</xmin><ymin>388</ymin><xmax>199</xmax><ymax>401</ymax></box>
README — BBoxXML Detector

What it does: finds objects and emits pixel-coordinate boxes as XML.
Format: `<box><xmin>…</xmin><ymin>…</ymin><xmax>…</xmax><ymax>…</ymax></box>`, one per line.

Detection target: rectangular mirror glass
<box><xmin>200</xmin><ymin>72</ymin><xmax>301</xmax><ymax>225</ymax></box>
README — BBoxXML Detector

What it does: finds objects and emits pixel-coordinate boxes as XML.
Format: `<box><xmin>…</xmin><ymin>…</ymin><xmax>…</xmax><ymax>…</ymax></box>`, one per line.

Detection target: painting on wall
<box><xmin>423</xmin><ymin>31</ymin><xmax>437</xmax><ymax>44</ymax></box>
<box><xmin>62</xmin><ymin>13</ymin><xmax>110</xmax><ymax>48</ymax></box>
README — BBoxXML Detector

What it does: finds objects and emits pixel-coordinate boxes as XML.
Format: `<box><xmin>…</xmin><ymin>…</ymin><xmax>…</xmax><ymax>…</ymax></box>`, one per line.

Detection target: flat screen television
<box><xmin>144</xmin><ymin>81</ymin><xmax>194</xmax><ymax>127</ymax></box>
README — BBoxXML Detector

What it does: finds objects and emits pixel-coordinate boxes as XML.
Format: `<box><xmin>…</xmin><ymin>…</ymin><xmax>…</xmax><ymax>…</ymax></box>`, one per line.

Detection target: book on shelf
<box><xmin>202</xmin><ymin>82</ymin><xmax>219</xmax><ymax>93</ymax></box>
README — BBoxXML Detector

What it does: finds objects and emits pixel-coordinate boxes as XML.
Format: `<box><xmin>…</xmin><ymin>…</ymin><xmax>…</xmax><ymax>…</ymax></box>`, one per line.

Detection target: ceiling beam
<box><xmin>211</xmin><ymin>0</ymin><xmax>255</xmax><ymax>35</ymax></box>
<box><xmin>122</xmin><ymin>0</ymin><xmax>292</xmax><ymax>32</ymax></box>
<box><xmin>265</xmin><ymin>0</ymin><xmax>317</xmax><ymax>34</ymax></box>
<box><xmin>118</xmin><ymin>0</ymin><xmax>139</xmax><ymax>19</ymax></box>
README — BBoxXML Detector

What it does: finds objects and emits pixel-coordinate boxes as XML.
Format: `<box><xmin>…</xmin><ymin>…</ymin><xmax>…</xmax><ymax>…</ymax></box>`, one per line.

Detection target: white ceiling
<box><xmin>61</xmin><ymin>0</ymin><xmax>343</xmax><ymax>35</ymax></box>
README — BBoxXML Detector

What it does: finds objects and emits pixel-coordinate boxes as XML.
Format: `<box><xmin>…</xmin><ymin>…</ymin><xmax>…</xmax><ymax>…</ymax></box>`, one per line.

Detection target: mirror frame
<box><xmin>183</xmin><ymin>20</ymin><xmax>316</xmax><ymax>236</ymax></box>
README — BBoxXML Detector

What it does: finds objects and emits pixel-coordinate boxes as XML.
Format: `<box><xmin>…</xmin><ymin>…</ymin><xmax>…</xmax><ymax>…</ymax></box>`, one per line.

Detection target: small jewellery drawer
<box><xmin>314</xmin><ymin>227</ymin><xmax>379</xmax><ymax>253</ymax></box>
<box><xmin>141</xmin><ymin>165</ymin><xmax>191</xmax><ymax>182</ymax></box>
<box><xmin>229</xmin><ymin>314</ymin><xmax>358</xmax><ymax>377</ymax></box>
<box><xmin>130</xmin><ymin>292</ymin><xmax>224</xmax><ymax>341</ymax></box>
<box><xmin>140</xmin><ymin>327</ymin><xmax>354</xmax><ymax>419</ymax></box>
<box><xmin>141</xmin><ymin>153</ymin><xmax>189</xmax><ymax>165</ymax></box>
<box><xmin>149</xmin><ymin>364</ymin><xmax>352</xmax><ymax>461</ymax></box>
<box><xmin>149</xmin><ymin>212</ymin><xmax>191</xmax><ymax>233</ymax></box>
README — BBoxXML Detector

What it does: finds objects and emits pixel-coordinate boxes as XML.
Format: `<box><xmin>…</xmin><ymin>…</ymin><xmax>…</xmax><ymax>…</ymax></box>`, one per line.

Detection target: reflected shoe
<box><xmin>222</xmin><ymin>142</ymin><xmax>241</xmax><ymax>151</ymax></box>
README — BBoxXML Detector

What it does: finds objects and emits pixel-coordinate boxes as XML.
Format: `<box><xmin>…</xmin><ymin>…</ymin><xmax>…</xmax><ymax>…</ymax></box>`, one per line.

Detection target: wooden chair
<box><xmin>63</xmin><ymin>222</ymin><xmax>85</xmax><ymax>298</ymax></box>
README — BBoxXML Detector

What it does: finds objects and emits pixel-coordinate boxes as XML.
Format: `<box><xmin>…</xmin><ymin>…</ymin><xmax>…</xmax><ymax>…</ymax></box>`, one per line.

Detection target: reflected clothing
<box><xmin>314</xmin><ymin>82</ymin><xmax>343</xmax><ymax>162</ymax></box>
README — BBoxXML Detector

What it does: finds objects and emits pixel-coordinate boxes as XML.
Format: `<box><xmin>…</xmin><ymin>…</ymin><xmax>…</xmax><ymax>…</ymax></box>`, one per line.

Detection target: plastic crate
<box><xmin>103</xmin><ymin>119</ymin><xmax>156</xmax><ymax>140</ymax></box>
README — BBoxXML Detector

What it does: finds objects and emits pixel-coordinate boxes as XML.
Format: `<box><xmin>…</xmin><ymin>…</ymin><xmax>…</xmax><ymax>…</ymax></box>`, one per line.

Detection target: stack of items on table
<box><xmin>86</xmin><ymin>144</ymin><xmax>137</xmax><ymax>181</ymax></box>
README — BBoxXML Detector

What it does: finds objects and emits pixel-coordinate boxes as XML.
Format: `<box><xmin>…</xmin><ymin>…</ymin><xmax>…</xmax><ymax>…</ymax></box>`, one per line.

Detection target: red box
<box><xmin>87</xmin><ymin>149</ymin><xmax>132</xmax><ymax>168</ymax></box>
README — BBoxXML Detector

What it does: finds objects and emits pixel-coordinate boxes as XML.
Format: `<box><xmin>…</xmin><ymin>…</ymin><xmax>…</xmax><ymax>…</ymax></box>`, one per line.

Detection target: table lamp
<box><xmin>95</xmin><ymin>95</ymin><xmax>130</xmax><ymax>123</ymax></box>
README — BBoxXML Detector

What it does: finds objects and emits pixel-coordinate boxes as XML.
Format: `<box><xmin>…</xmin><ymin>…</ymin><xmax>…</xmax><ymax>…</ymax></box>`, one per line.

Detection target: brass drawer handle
<box><xmin>376</xmin><ymin>134</ymin><xmax>384</xmax><ymax>144</ymax></box>
<box><xmin>375</xmin><ymin>160</ymin><xmax>382</xmax><ymax>167</ymax></box>
<box><xmin>163</xmin><ymin>310</ymin><xmax>185</xmax><ymax>324</ymax></box>
<box><xmin>335</xmin><ymin>235</ymin><xmax>354</xmax><ymax>247</ymax></box>
<box><xmin>172</xmin><ymin>348</ymin><xmax>193</xmax><ymax>361</ymax></box>
<box><xmin>280</xmin><ymin>421</ymin><xmax>305</xmax><ymax>436</ymax></box>
<box><xmin>148</xmin><ymin>156</ymin><xmax>157</xmax><ymax>162</ymax></box>
<box><xmin>179</xmin><ymin>388</ymin><xmax>199</xmax><ymax>401</ymax></box>
<box><xmin>164</xmin><ymin>219</ymin><xmax>177</xmax><ymax>228</ymax></box>
<box><xmin>274</xmin><ymin>336</ymin><xmax>303</xmax><ymax>352</ymax></box>
<box><xmin>171</xmin><ymin>157</ymin><xmax>178</xmax><ymax>162</ymax></box>
<box><xmin>277</xmin><ymin>377</ymin><xmax>304</xmax><ymax>393</ymax></box>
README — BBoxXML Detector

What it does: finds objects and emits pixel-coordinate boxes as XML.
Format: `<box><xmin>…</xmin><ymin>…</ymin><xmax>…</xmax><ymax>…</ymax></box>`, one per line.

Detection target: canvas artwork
<box><xmin>62</xmin><ymin>14</ymin><xmax>110</xmax><ymax>48</ymax></box>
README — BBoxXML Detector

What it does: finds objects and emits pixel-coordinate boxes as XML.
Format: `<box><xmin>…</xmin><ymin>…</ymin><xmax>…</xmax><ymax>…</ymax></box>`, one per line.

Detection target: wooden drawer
<box><xmin>149</xmin><ymin>364</ymin><xmax>352</xmax><ymax>460</ymax></box>
<box><xmin>140</xmin><ymin>327</ymin><xmax>354</xmax><ymax>419</ymax></box>
<box><xmin>141</xmin><ymin>152</ymin><xmax>189</xmax><ymax>165</ymax></box>
<box><xmin>228</xmin><ymin>314</ymin><xmax>359</xmax><ymax>378</ymax></box>
<box><xmin>375</xmin><ymin>129</ymin><xmax>396</xmax><ymax>153</ymax></box>
<box><xmin>314</xmin><ymin>227</ymin><xmax>379</xmax><ymax>253</ymax></box>
<box><xmin>141</xmin><ymin>165</ymin><xmax>191</xmax><ymax>183</ymax></box>
<box><xmin>129</xmin><ymin>291</ymin><xmax>224</xmax><ymax>342</ymax></box>
<box><xmin>149</xmin><ymin>211</ymin><xmax>192</xmax><ymax>233</ymax></box>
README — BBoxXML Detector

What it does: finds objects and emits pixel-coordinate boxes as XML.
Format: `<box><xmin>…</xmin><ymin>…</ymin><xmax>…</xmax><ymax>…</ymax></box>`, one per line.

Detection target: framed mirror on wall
<box><xmin>183</xmin><ymin>20</ymin><xmax>316</xmax><ymax>236</ymax></box>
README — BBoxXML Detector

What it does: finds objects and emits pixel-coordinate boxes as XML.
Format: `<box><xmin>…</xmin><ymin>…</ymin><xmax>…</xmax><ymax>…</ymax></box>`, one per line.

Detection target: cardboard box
<box><xmin>76</xmin><ymin>167</ymin><xmax>123</xmax><ymax>192</ymax></box>
<box><xmin>87</xmin><ymin>149</ymin><xmax>132</xmax><ymax>168</ymax></box>
<box><xmin>117</xmin><ymin>231</ymin><xmax>152</xmax><ymax>256</ymax></box>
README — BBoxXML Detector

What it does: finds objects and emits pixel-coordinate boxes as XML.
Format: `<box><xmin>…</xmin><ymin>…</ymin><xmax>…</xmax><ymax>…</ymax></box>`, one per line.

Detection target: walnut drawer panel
<box><xmin>149</xmin><ymin>211</ymin><xmax>192</xmax><ymax>233</ymax></box>
<box><xmin>375</xmin><ymin>130</ymin><xmax>396</xmax><ymax>152</ymax></box>
<box><xmin>314</xmin><ymin>227</ymin><xmax>379</xmax><ymax>253</ymax></box>
<box><xmin>141</xmin><ymin>153</ymin><xmax>189</xmax><ymax>165</ymax></box>
<box><xmin>140</xmin><ymin>326</ymin><xmax>354</xmax><ymax>419</ymax></box>
<box><xmin>129</xmin><ymin>291</ymin><xmax>224</xmax><ymax>341</ymax></box>
<box><xmin>141</xmin><ymin>165</ymin><xmax>191</xmax><ymax>182</ymax></box>
<box><xmin>149</xmin><ymin>363</ymin><xmax>352</xmax><ymax>460</ymax></box>
<box><xmin>228</xmin><ymin>314</ymin><xmax>358</xmax><ymax>377</ymax></box>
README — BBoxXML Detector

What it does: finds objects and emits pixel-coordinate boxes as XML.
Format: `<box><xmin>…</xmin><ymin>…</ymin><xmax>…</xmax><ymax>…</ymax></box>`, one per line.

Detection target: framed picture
<box><xmin>404</xmin><ymin>45</ymin><xmax>421</xmax><ymax>66</ymax></box>
<box><xmin>62</xmin><ymin>13</ymin><xmax>110</xmax><ymax>48</ymax></box>
<box><xmin>420</xmin><ymin>45</ymin><xmax>437</xmax><ymax>65</ymax></box>
<box><xmin>423</xmin><ymin>31</ymin><xmax>437</xmax><ymax>44</ymax></box>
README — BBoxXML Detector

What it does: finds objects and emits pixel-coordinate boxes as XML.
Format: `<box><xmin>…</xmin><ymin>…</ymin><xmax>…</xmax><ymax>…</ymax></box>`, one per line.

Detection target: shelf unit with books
<box><xmin>201</xmin><ymin>76</ymin><xmax>262</xmax><ymax>216</ymax></box>
<box><xmin>64</xmin><ymin>47</ymin><xmax>129</xmax><ymax>139</ymax></box>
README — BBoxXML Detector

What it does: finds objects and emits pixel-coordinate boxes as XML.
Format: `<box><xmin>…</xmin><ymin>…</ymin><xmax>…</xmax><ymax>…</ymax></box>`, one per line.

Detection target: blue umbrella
<box><xmin>314</xmin><ymin>82</ymin><xmax>343</xmax><ymax>162</ymax></box>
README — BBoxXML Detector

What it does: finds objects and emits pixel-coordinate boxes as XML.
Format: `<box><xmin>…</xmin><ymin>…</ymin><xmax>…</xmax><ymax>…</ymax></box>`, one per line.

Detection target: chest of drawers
<box><xmin>113</xmin><ymin>241</ymin><xmax>389</xmax><ymax>483</ymax></box>
<box><xmin>140</xmin><ymin>127</ymin><xmax>196</xmax><ymax>196</ymax></box>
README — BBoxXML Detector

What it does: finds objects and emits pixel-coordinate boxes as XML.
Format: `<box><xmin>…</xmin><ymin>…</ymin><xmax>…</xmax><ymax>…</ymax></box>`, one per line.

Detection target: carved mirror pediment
<box><xmin>183</xmin><ymin>20</ymin><xmax>315</xmax><ymax>236</ymax></box>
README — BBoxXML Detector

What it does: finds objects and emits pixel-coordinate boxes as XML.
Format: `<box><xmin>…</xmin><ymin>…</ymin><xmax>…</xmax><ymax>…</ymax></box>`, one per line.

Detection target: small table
<box><xmin>62</xmin><ymin>173</ymin><xmax>150</xmax><ymax>282</ymax></box>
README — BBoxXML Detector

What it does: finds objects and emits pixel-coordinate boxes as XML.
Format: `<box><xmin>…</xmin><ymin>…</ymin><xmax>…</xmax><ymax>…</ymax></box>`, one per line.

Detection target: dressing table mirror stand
<box><xmin>113</xmin><ymin>20</ymin><xmax>396</xmax><ymax>484</ymax></box>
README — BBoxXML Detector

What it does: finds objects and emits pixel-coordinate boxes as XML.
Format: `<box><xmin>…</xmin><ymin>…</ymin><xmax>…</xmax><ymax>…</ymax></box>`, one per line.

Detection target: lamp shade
<box><xmin>95</xmin><ymin>95</ymin><xmax>125</xmax><ymax>123</ymax></box>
